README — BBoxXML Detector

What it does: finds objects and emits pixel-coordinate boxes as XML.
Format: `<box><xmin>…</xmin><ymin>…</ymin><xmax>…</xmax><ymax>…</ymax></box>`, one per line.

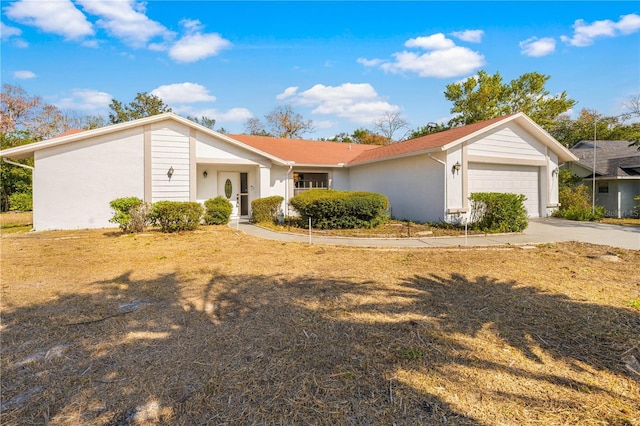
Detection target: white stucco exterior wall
<box><xmin>349</xmin><ymin>155</ymin><xmax>444</xmax><ymax>223</ymax></box>
<box><xmin>33</xmin><ymin>128</ymin><xmax>145</xmax><ymax>230</ymax></box>
<box><xmin>332</xmin><ymin>168</ymin><xmax>350</xmax><ymax>190</ymax></box>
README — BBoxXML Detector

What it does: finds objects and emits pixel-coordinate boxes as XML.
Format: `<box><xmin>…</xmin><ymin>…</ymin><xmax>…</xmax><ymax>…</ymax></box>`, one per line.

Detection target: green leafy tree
<box><xmin>407</xmin><ymin>122</ymin><xmax>451</xmax><ymax>139</ymax></box>
<box><xmin>325</xmin><ymin>132</ymin><xmax>353</xmax><ymax>143</ymax></box>
<box><xmin>326</xmin><ymin>128</ymin><xmax>389</xmax><ymax>145</ymax></box>
<box><xmin>549</xmin><ymin>109</ymin><xmax>640</xmax><ymax>148</ymax></box>
<box><xmin>108</xmin><ymin>92</ymin><xmax>172</xmax><ymax>124</ymax></box>
<box><xmin>351</xmin><ymin>128</ymin><xmax>388</xmax><ymax>145</ymax></box>
<box><xmin>0</xmin><ymin>131</ymin><xmax>34</xmax><ymax>211</ymax></box>
<box><xmin>444</xmin><ymin>70</ymin><xmax>576</xmax><ymax>130</ymax></box>
<box><xmin>186</xmin><ymin>115</ymin><xmax>216</xmax><ymax>130</ymax></box>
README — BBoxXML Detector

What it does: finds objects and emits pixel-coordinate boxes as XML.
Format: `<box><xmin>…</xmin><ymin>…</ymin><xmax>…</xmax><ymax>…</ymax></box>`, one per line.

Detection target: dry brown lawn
<box><xmin>1</xmin><ymin>222</ymin><xmax>639</xmax><ymax>425</ymax></box>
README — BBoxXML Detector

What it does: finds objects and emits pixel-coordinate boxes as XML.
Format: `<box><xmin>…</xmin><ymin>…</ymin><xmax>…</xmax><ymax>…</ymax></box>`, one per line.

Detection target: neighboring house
<box><xmin>0</xmin><ymin>112</ymin><xmax>576</xmax><ymax>231</ymax></box>
<box><xmin>566</xmin><ymin>140</ymin><xmax>640</xmax><ymax>218</ymax></box>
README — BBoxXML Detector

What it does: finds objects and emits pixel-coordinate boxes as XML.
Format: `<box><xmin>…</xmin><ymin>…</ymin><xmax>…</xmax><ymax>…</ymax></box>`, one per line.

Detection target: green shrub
<box><xmin>251</xmin><ymin>196</ymin><xmax>284</xmax><ymax>223</ymax></box>
<box><xmin>9</xmin><ymin>192</ymin><xmax>32</xmax><ymax>211</ymax></box>
<box><xmin>290</xmin><ymin>189</ymin><xmax>389</xmax><ymax>229</ymax></box>
<box><xmin>633</xmin><ymin>195</ymin><xmax>640</xmax><ymax>219</ymax></box>
<box><xmin>469</xmin><ymin>192</ymin><xmax>528</xmax><ymax>233</ymax></box>
<box><xmin>149</xmin><ymin>201</ymin><xmax>203</xmax><ymax>233</ymax></box>
<box><xmin>204</xmin><ymin>196</ymin><xmax>233</xmax><ymax>225</ymax></box>
<box><xmin>109</xmin><ymin>197</ymin><xmax>149</xmax><ymax>233</ymax></box>
<box><xmin>554</xmin><ymin>184</ymin><xmax>604</xmax><ymax>221</ymax></box>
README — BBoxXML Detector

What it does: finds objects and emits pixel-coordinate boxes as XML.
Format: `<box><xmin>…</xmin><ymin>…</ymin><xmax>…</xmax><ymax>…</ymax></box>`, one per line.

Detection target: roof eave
<box><xmin>0</xmin><ymin>112</ymin><xmax>291</xmax><ymax>166</ymax></box>
<box><xmin>439</xmin><ymin>113</ymin><xmax>578</xmax><ymax>162</ymax></box>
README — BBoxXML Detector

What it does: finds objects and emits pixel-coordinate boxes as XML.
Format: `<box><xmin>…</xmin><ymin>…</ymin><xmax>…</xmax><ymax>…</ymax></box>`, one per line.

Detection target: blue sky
<box><xmin>1</xmin><ymin>1</ymin><xmax>639</xmax><ymax>138</ymax></box>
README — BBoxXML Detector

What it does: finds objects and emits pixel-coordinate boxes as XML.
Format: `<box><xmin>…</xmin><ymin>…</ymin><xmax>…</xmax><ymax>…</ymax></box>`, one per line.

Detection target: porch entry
<box><xmin>217</xmin><ymin>172</ymin><xmax>249</xmax><ymax>217</ymax></box>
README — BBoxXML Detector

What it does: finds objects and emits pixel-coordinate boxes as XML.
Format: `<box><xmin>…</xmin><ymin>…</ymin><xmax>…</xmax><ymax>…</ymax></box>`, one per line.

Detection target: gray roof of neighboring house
<box><xmin>570</xmin><ymin>140</ymin><xmax>640</xmax><ymax>177</ymax></box>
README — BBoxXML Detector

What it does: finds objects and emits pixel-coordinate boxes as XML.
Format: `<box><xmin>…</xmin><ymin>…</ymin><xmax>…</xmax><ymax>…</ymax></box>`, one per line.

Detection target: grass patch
<box><xmin>0</xmin><ymin>211</ymin><xmax>33</xmax><ymax>233</ymax></box>
<box><xmin>1</xmin><ymin>227</ymin><xmax>639</xmax><ymax>425</ymax></box>
<box><xmin>600</xmin><ymin>218</ymin><xmax>640</xmax><ymax>227</ymax></box>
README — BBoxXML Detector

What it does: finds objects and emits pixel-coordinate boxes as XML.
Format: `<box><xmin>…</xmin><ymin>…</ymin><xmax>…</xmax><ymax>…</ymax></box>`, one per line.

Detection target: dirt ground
<box><xmin>1</xmin><ymin>224</ymin><xmax>639</xmax><ymax>425</ymax></box>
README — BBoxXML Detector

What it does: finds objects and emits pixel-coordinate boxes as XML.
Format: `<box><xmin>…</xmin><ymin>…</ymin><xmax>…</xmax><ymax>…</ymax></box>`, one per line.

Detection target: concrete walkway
<box><xmin>234</xmin><ymin>217</ymin><xmax>640</xmax><ymax>250</ymax></box>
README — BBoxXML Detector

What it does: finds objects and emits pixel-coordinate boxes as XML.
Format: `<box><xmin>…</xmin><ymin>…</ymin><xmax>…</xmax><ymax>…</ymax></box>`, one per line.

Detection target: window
<box><xmin>294</xmin><ymin>172</ymin><xmax>328</xmax><ymax>195</ymax></box>
<box><xmin>598</xmin><ymin>182</ymin><xmax>609</xmax><ymax>194</ymax></box>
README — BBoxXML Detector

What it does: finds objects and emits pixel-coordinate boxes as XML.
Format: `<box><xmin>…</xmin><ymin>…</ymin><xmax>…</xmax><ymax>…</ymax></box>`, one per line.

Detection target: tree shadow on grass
<box><xmin>1</xmin><ymin>269</ymin><xmax>638</xmax><ymax>425</ymax></box>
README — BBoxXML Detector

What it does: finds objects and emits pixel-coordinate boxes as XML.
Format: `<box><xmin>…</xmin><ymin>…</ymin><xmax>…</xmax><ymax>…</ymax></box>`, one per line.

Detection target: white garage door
<box><xmin>468</xmin><ymin>163</ymin><xmax>540</xmax><ymax>217</ymax></box>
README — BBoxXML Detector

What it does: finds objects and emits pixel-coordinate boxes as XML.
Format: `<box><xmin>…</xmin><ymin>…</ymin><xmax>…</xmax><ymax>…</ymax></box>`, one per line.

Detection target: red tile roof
<box><xmin>55</xmin><ymin>129</ymin><xmax>86</xmax><ymax>138</ymax></box>
<box><xmin>348</xmin><ymin>115</ymin><xmax>514</xmax><ymax>165</ymax></box>
<box><xmin>228</xmin><ymin>134</ymin><xmax>378</xmax><ymax>165</ymax></box>
<box><xmin>231</xmin><ymin>115</ymin><xmax>515</xmax><ymax>167</ymax></box>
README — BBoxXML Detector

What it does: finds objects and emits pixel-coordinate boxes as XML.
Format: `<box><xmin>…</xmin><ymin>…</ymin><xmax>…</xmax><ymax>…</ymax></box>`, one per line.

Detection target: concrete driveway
<box><xmin>236</xmin><ymin>217</ymin><xmax>640</xmax><ymax>250</ymax></box>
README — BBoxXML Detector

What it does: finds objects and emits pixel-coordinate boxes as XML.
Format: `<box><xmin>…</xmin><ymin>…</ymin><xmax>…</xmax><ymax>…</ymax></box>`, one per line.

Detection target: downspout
<box><xmin>427</xmin><ymin>153</ymin><xmax>446</xmax><ymax>221</ymax></box>
<box><xmin>3</xmin><ymin>157</ymin><xmax>34</xmax><ymax>170</ymax></box>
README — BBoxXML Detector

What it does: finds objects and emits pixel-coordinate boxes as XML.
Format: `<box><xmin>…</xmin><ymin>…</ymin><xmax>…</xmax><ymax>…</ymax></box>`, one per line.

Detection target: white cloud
<box><xmin>13</xmin><ymin>70</ymin><xmax>36</xmax><ymax>79</ymax></box>
<box><xmin>561</xmin><ymin>13</ymin><xmax>640</xmax><ymax>47</ymax></box>
<box><xmin>382</xmin><ymin>47</ymin><xmax>485</xmax><ymax>78</ymax></box>
<box><xmin>357</xmin><ymin>57</ymin><xmax>384</xmax><ymax>67</ymax></box>
<box><xmin>56</xmin><ymin>89</ymin><xmax>112</xmax><ymax>112</ymax></box>
<box><xmin>150</xmin><ymin>82</ymin><xmax>250</xmax><ymax>124</ymax></box>
<box><xmin>174</xmin><ymin>105</ymin><xmax>253</xmax><ymax>123</ymax></box>
<box><xmin>168</xmin><ymin>19</ymin><xmax>231</xmax><ymax>63</ymax></box>
<box><xmin>169</xmin><ymin>32</ymin><xmax>231</xmax><ymax>62</ymax></box>
<box><xmin>215</xmin><ymin>107</ymin><xmax>253</xmax><ymax>122</ymax></box>
<box><xmin>451</xmin><ymin>30</ymin><xmax>484</xmax><ymax>43</ymax></box>
<box><xmin>617</xmin><ymin>13</ymin><xmax>640</xmax><ymax>34</ymax></box>
<box><xmin>1</xmin><ymin>21</ymin><xmax>22</xmax><ymax>40</ymax></box>
<box><xmin>13</xmin><ymin>39</ymin><xmax>29</xmax><ymax>48</ymax></box>
<box><xmin>275</xmin><ymin>86</ymin><xmax>299</xmax><ymax>100</ymax></box>
<box><xmin>519</xmin><ymin>37</ymin><xmax>556</xmax><ymax>57</ymax></box>
<box><xmin>5</xmin><ymin>0</ymin><xmax>93</xmax><ymax>40</ymax></box>
<box><xmin>358</xmin><ymin>33</ymin><xmax>485</xmax><ymax>78</ymax></box>
<box><xmin>276</xmin><ymin>83</ymin><xmax>400</xmax><ymax>124</ymax></box>
<box><xmin>151</xmin><ymin>83</ymin><xmax>216</xmax><ymax>104</ymax></box>
<box><xmin>76</xmin><ymin>0</ymin><xmax>171</xmax><ymax>48</ymax></box>
<box><xmin>405</xmin><ymin>33</ymin><xmax>455</xmax><ymax>50</ymax></box>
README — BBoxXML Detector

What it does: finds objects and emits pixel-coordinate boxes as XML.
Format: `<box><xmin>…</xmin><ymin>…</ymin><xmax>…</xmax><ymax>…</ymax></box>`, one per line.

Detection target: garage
<box><xmin>468</xmin><ymin>163</ymin><xmax>540</xmax><ymax>217</ymax></box>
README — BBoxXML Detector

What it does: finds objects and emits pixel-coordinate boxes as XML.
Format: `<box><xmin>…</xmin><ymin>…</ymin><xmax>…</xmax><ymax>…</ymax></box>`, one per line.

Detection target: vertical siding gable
<box><xmin>151</xmin><ymin>123</ymin><xmax>191</xmax><ymax>202</ymax></box>
<box><xmin>467</xmin><ymin>124</ymin><xmax>546</xmax><ymax>160</ymax></box>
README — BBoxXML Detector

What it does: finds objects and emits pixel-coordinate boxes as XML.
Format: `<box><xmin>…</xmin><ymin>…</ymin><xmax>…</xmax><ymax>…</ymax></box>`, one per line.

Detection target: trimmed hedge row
<box><xmin>290</xmin><ymin>189</ymin><xmax>389</xmax><ymax>229</ymax></box>
<box><xmin>109</xmin><ymin>196</ymin><xmax>232</xmax><ymax>233</ymax></box>
<box><xmin>251</xmin><ymin>196</ymin><xmax>284</xmax><ymax>223</ymax></box>
<box><xmin>468</xmin><ymin>192</ymin><xmax>528</xmax><ymax>233</ymax></box>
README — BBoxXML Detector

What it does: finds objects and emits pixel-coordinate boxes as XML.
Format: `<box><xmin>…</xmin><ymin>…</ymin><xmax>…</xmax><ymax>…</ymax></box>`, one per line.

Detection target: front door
<box><xmin>218</xmin><ymin>172</ymin><xmax>240</xmax><ymax>217</ymax></box>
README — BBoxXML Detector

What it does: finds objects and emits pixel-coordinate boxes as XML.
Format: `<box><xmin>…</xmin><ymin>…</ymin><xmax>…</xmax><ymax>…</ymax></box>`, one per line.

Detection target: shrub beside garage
<box><xmin>469</xmin><ymin>192</ymin><xmax>528</xmax><ymax>233</ymax></box>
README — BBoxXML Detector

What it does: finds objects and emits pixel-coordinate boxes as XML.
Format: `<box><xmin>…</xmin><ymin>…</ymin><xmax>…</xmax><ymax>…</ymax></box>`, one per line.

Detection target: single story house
<box><xmin>0</xmin><ymin>112</ymin><xmax>577</xmax><ymax>231</ymax></box>
<box><xmin>566</xmin><ymin>140</ymin><xmax>640</xmax><ymax>218</ymax></box>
